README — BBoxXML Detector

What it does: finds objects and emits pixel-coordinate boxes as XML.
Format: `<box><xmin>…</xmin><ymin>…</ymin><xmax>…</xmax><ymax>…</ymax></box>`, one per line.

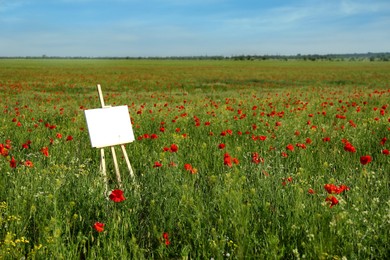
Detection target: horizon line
<box><xmin>1</xmin><ymin>52</ymin><xmax>389</xmax><ymax>59</ymax></box>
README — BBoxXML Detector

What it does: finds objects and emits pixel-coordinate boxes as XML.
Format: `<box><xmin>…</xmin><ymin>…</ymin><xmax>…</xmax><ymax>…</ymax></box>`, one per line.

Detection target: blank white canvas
<box><xmin>84</xmin><ymin>105</ymin><xmax>135</xmax><ymax>148</ymax></box>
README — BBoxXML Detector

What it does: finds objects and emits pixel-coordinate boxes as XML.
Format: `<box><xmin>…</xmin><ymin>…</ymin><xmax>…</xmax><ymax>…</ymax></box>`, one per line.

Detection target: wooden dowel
<box><xmin>121</xmin><ymin>144</ymin><xmax>134</xmax><ymax>178</ymax></box>
<box><xmin>97</xmin><ymin>84</ymin><xmax>106</xmax><ymax>108</ymax></box>
<box><xmin>110</xmin><ymin>146</ymin><xmax>122</xmax><ymax>187</ymax></box>
<box><xmin>100</xmin><ymin>148</ymin><xmax>108</xmax><ymax>195</ymax></box>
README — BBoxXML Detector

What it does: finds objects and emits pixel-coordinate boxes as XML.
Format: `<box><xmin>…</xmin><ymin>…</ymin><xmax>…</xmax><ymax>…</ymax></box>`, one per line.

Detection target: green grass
<box><xmin>0</xmin><ymin>59</ymin><xmax>389</xmax><ymax>259</ymax></box>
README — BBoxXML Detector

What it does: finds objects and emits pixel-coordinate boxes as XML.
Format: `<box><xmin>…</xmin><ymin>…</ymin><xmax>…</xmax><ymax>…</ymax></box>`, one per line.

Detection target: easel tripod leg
<box><xmin>121</xmin><ymin>144</ymin><xmax>134</xmax><ymax>178</ymax></box>
<box><xmin>100</xmin><ymin>148</ymin><xmax>108</xmax><ymax>195</ymax></box>
<box><xmin>110</xmin><ymin>146</ymin><xmax>122</xmax><ymax>188</ymax></box>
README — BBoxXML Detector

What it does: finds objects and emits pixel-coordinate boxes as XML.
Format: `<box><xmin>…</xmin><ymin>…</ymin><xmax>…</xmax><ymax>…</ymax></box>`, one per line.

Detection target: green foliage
<box><xmin>0</xmin><ymin>60</ymin><xmax>389</xmax><ymax>259</ymax></box>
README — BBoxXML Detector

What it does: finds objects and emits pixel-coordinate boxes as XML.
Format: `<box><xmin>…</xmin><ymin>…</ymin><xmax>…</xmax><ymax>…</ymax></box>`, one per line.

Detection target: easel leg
<box><xmin>110</xmin><ymin>146</ymin><xmax>122</xmax><ymax>188</ymax></box>
<box><xmin>100</xmin><ymin>148</ymin><xmax>108</xmax><ymax>195</ymax></box>
<box><xmin>121</xmin><ymin>144</ymin><xmax>134</xmax><ymax>179</ymax></box>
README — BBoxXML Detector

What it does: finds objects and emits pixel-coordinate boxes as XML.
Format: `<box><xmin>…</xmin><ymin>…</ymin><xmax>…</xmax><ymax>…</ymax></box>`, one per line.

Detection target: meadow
<box><xmin>0</xmin><ymin>59</ymin><xmax>389</xmax><ymax>259</ymax></box>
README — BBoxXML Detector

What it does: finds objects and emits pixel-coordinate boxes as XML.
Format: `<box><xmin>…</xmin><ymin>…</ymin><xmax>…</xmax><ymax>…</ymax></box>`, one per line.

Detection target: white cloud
<box><xmin>1</xmin><ymin>0</ymin><xmax>389</xmax><ymax>56</ymax></box>
<box><xmin>340</xmin><ymin>0</ymin><xmax>390</xmax><ymax>15</ymax></box>
<box><xmin>0</xmin><ymin>0</ymin><xmax>29</xmax><ymax>12</ymax></box>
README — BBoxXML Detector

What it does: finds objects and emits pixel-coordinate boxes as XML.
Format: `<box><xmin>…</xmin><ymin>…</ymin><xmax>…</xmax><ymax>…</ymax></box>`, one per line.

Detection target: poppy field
<box><xmin>0</xmin><ymin>59</ymin><xmax>389</xmax><ymax>259</ymax></box>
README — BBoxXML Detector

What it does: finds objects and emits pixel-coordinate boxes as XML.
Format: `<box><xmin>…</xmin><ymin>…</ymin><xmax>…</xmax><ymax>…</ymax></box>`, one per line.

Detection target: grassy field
<box><xmin>0</xmin><ymin>59</ymin><xmax>389</xmax><ymax>259</ymax></box>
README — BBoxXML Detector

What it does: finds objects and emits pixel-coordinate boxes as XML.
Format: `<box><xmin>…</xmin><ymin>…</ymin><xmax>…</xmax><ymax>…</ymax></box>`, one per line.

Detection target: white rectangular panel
<box><xmin>84</xmin><ymin>106</ymin><xmax>135</xmax><ymax>148</ymax></box>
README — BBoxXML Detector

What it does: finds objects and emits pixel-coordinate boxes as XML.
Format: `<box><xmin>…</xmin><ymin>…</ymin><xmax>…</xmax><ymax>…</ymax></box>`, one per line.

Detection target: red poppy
<box><xmin>184</xmin><ymin>163</ymin><xmax>197</xmax><ymax>174</ymax></box>
<box><xmin>218</xmin><ymin>143</ymin><xmax>225</xmax><ymax>149</ymax></box>
<box><xmin>382</xmin><ymin>149</ymin><xmax>389</xmax><ymax>155</ymax></box>
<box><xmin>308</xmin><ymin>188</ymin><xmax>315</xmax><ymax>194</ymax></box>
<box><xmin>324</xmin><ymin>184</ymin><xmax>349</xmax><ymax>194</ymax></box>
<box><xmin>109</xmin><ymin>189</ymin><xmax>125</xmax><ymax>203</ymax></box>
<box><xmin>259</xmin><ymin>135</ymin><xmax>267</xmax><ymax>141</ymax></box>
<box><xmin>325</xmin><ymin>195</ymin><xmax>339</xmax><ymax>208</ymax></box>
<box><xmin>344</xmin><ymin>142</ymin><xmax>356</xmax><ymax>153</ymax></box>
<box><xmin>252</xmin><ymin>152</ymin><xmax>264</xmax><ymax>164</ymax></box>
<box><xmin>153</xmin><ymin>161</ymin><xmax>162</xmax><ymax>168</ymax></box>
<box><xmin>162</xmin><ymin>232</ymin><xmax>170</xmax><ymax>246</ymax></box>
<box><xmin>360</xmin><ymin>155</ymin><xmax>372</xmax><ymax>165</ymax></box>
<box><xmin>40</xmin><ymin>147</ymin><xmax>49</xmax><ymax>157</ymax></box>
<box><xmin>10</xmin><ymin>157</ymin><xmax>17</xmax><ymax>168</ymax></box>
<box><xmin>0</xmin><ymin>144</ymin><xmax>8</xmax><ymax>157</ymax></box>
<box><xmin>223</xmin><ymin>153</ymin><xmax>238</xmax><ymax>167</ymax></box>
<box><xmin>324</xmin><ymin>184</ymin><xmax>337</xmax><ymax>194</ymax></box>
<box><xmin>348</xmin><ymin>120</ymin><xmax>357</xmax><ymax>127</ymax></box>
<box><xmin>322</xmin><ymin>137</ymin><xmax>331</xmax><ymax>142</ymax></box>
<box><xmin>66</xmin><ymin>135</ymin><xmax>73</xmax><ymax>141</ymax></box>
<box><xmin>184</xmin><ymin>163</ymin><xmax>192</xmax><ymax>171</ymax></box>
<box><xmin>282</xmin><ymin>176</ymin><xmax>293</xmax><ymax>186</ymax></box>
<box><xmin>232</xmin><ymin>157</ymin><xmax>239</xmax><ymax>165</ymax></box>
<box><xmin>286</xmin><ymin>144</ymin><xmax>294</xmax><ymax>151</ymax></box>
<box><xmin>24</xmin><ymin>160</ymin><xmax>33</xmax><ymax>167</ymax></box>
<box><xmin>170</xmin><ymin>144</ymin><xmax>178</xmax><ymax>153</ymax></box>
<box><xmin>93</xmin><ymin>222</ymin><xmax>105</xmax><ymax>232</ymax></box>
<box><xmin>224</xmin><ymin>153</ymin><xmax>232</xmax><ymax>167</ymax></box>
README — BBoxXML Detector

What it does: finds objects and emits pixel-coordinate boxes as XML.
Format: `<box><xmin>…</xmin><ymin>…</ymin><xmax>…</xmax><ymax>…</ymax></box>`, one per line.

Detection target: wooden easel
<box><xmin>96</xmin><ymin>84</ymin><xmax>134</xmax><ymax>193</ymax></box>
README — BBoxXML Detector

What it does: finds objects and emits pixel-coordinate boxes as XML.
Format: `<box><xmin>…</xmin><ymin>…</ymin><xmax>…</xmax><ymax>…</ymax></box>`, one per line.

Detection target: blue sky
<box><xmin>1</xmin><ymin>0</ymin><xmax>389</xmax><ymax>57</ymax></box>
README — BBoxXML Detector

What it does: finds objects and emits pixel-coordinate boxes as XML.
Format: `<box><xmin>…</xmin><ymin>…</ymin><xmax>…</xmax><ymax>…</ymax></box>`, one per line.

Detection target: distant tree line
<box><xmin>230</xmin><ymin>52</ymin><xmax>390</xmax><ymax>61</ymax></box>
<box><xmin>0</xmin><ymin>52</ymin><xmax>389</xmax><ymax>61</ymax></box>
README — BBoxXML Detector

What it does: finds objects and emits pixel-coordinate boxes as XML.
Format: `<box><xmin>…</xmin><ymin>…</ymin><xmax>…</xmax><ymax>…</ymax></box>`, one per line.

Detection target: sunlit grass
<box><xmin>0</xmin><ymin>59</ymin><xmax>389</xmax><ymax>259</ymax></box>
